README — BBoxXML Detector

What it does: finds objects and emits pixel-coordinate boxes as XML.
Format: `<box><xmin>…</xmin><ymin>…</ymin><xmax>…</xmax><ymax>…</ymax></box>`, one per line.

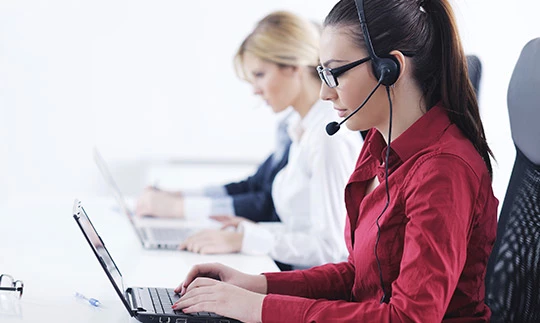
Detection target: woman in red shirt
<box><xmin>171</xmin><ymin>0</ymin><xmax>498</xmax><ymax>322</ymax></box>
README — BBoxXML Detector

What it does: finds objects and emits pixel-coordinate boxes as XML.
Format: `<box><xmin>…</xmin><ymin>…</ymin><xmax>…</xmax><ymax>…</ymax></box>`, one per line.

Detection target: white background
<box><xmin>1</xmin><ymin>0</ymin><xmax>539</xmax><ymax>207</ymax></box>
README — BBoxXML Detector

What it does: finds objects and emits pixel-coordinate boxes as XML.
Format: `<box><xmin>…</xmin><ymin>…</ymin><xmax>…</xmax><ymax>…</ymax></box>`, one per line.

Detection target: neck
<box><xmin>377</xmin><ymin>84</ymin><xmax>427</xmax><ymax>144</ymax></box>
<box><xmin>291</xmin><ymin>74</ymin><xmax>321</xmax><ymax>119</ymax></box>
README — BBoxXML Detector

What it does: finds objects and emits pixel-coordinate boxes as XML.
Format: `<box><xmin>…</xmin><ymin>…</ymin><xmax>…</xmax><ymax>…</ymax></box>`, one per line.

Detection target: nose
<box><xmin>319</xmin><ymin>82</ymin><xmax>337</xmax><ymax>101</ymax></box>
<box><xmin>252</xmin><ymin>84</ymin><xmax>263</xmax><ymax>96</ymax></box>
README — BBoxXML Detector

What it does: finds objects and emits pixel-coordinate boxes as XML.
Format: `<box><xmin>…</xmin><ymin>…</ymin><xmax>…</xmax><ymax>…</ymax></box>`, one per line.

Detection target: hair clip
<box><xmin>418</xmin><ymin>0</ymin><xmax>427</xmax><ymax>13</ymax></box>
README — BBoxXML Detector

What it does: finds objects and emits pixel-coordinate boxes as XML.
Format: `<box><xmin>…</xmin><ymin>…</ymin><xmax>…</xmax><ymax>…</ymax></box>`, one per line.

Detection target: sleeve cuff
<box><xmin>262</xmin><ymin>294</ymin><xmax>312</xmax><ymax>323</ymax></box>
<box><xmin>203</xmin><ymin>185</ymin><xmax>229</xmax><ymax>198</ymax></box>
<box><xmin>209</xmin><ymin>196</ymin><xmax>235</xmax><ymax>215</ymax></box>
<box><xmin>238</xmin><ymin>221</ymin><xmax>275</xmax><ymax>255</ymax></box>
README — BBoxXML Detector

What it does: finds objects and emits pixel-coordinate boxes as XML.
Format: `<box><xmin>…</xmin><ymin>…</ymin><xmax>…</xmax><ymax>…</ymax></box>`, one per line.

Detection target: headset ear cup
<box><xmin>376</xmin><ymin>57</ymin><xmax>400</xmax><ymax>86</ymax></box>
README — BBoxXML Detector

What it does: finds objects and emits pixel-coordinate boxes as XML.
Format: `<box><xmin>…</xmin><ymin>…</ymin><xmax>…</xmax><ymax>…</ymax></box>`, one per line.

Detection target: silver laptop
<box><xmin>93</xmin><ymin>148</ymin><xmax>193</xmax><ymax>249</ymax></box>
<box><xmin>73</xmin><ymin>200</ymin><xmax>239</xmax><ymax>323</ymax></box>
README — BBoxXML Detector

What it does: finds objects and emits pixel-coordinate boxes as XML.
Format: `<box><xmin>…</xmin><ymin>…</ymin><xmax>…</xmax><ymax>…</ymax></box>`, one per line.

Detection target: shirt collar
<box><xmin>287</xmin><ymin>100</ymin><xmax>328</xmax><ymax>142</ymax></box>
<box><xmin>389</xmin><ymin>104</ymin><xmax>451</xmax><ymax>163</ymax></box>
<box><xmin>368</xmin><ymin>104</ymin><xmax>452</xmax><ymax>165</ymax></box>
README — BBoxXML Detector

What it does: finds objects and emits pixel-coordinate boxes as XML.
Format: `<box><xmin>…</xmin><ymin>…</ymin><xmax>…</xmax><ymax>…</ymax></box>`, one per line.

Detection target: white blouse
<box><xmin>239</xmin><ymin>100</ymin><xmax>363</xmax><ymax>268</ymax></box>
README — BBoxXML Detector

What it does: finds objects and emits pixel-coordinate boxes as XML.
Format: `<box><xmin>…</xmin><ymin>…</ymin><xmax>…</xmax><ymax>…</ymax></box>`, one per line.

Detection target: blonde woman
<box><xmin>139</xmin><ymin>11</ymin><xmax>363</xmax><ymax>269</ymax></box>
<box><xmin>179</xmin><ymin>11</ymin><xmax>362</xmax><ymax>269</ymax></box>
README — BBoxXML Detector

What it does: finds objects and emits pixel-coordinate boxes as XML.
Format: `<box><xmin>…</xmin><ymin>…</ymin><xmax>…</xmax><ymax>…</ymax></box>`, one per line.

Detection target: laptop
<box><xmin>93</xmin><ymin>147</ymin><xmax>194</xmax><ymax>249</ymax></box>
<box><xmin>73</xmin><ymin>199</ymin><xmax>240</xmax><ymax>323</ymax></box>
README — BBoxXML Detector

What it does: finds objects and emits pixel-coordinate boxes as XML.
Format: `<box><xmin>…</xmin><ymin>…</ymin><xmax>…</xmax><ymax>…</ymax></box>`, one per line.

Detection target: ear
<box><xmin>389</xmin><ymin>50</ymin><xmax>407</xmax><ymax>84</ymax></box>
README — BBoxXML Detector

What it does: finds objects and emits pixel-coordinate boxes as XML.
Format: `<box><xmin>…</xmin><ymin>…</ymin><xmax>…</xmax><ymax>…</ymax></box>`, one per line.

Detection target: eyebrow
<box><xmin>321</xmin><ymin>59</ymin><xmax>349</xmax><ymax>67</ymax></box>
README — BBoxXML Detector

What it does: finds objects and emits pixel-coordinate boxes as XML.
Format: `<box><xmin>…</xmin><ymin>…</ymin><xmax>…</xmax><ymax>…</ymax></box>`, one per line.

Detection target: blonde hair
<box><xmin>234</xmin><ymin>11</ymin><xmax>321</xmax><ymax>81</ymax></box>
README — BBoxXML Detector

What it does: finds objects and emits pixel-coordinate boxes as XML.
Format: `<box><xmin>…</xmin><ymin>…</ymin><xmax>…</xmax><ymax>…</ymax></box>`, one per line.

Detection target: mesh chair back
<box><xmin>485</xmin><ymin>38</ymin><xmax>540</xmax><ymax>323</ymax></box>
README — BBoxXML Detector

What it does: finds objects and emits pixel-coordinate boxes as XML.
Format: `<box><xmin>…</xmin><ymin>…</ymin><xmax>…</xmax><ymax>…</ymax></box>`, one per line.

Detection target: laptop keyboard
<box><xmin>149</xmin><ymin>227</ymin><xmax>191</xmax><ymax>241</ymax></box>
<box><xmin>148</xmin><ymin>287</ymin><xmax>221</xmax><ymax>318</ymax></box>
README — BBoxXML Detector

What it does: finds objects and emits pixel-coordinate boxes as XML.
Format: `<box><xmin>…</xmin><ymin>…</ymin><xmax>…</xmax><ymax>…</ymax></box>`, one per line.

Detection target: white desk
<box><xmin>0</xmin><ymin>196</ymin><xmax>279</xmax><ymax>323</ymax></box>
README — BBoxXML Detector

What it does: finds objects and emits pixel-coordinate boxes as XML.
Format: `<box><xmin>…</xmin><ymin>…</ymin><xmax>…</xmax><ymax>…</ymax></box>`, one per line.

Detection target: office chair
<box><xmin>467</xmin><ymin>54</ymin><xmax>482</xmax><ymax>98</ymax></box>
<box><xmin>485</xmin><ymin>37</ymin><xmax>540</xmax><ymax>323</ymax></box>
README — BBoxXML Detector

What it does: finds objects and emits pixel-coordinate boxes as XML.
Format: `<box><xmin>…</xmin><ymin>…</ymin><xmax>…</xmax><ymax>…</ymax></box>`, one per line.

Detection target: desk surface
<box><xmin>0</xmin><ymin>196</ymin><xmax>279</xmax><ymax>323</ymax></box>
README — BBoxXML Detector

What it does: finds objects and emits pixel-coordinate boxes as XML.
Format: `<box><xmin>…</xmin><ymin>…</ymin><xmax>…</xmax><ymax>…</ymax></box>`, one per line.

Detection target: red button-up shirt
<box><xmin>262</xmin><ymin>105</ymin><xmax>498</xmax><ymax>322</ymax></box>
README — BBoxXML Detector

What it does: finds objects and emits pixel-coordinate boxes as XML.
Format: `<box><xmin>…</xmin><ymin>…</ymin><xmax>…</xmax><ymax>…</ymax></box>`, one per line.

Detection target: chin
<box><xmin>270</xmin><ymin>105</ymin><xmax>287</xmax><ymax>114</ymax></box>
<box><xmin>344</xmin><ymin>121</ymin><xmax>362</xmax><ymax>132</ymax></box>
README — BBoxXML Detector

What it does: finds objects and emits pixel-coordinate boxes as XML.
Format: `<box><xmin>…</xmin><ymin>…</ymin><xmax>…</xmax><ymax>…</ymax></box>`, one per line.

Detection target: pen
<box><xmin>75</xmin><ymin>292</ymin><xmax>101</xmax><ymax>307</ymax></box>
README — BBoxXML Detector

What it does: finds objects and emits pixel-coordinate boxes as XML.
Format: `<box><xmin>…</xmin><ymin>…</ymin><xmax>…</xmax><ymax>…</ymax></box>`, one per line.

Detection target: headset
<box><xmin>354</xmin><ymin>0</ymin><xmax>397</xmax><ymax>305</ymax></box>
<box><xmin>354</xmin><ymin>0</ymin><xmax>400</xmax><ymax>87</ymax></box>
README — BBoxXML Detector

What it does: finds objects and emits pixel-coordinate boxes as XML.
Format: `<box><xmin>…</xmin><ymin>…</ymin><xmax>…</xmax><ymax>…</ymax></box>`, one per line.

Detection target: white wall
<box><xmin>1</xmin><ymin>0</ymin><xmax>539</xmax><ymax>206</ymax></box>
<box><xmin>453</xmin><ymin>0</ymin><xmax>540</xmax><ymax>205</ymax></box>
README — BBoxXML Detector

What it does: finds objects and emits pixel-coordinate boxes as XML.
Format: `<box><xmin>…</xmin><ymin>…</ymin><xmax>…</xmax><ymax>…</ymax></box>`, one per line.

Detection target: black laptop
<box><xmin>73</xmin><ymin>199</ymin><xmax>240</xmax><ymax>323</ymax></box>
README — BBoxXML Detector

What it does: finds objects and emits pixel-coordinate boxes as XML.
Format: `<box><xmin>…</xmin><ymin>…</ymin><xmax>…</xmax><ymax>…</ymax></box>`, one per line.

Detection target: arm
<box><xmin>264</xmin><ymin>259</ymin><xmax>355</xmax><ymax>299</ymax></box>
<box><xmin>229</xmin><ymin>190</ymin><xmax>277</xmax><ymax>222</ymax></box>
<box><xmin>226</xmin><ymin>152</ymin><xmax>288</xmax><ymax>222</ymax></box>
<box><xmin>224</xmin><ymin>154</ymin><xmax>277</xmax><ymax>195</ymax></box>
<box><xmin>261</xmin><ymin>156</ymin><xmax>483</xmax><ymax>323</ymax></box>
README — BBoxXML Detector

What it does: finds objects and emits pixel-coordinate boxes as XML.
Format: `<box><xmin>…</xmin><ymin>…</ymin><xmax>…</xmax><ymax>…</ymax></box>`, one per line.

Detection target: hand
<box><xmin>135</xmin><ymin>187</ymin><xmax>184</xmax><ymax>218</ymax></box>
<box><xmin>172</xmin><ymin>278</ymin><xmax>264</xmax><ymax>323</ymax></box>
<box><xmin>209</xmin><ymin>215</ymin><xmax>254</xmax><ymax>229</ymax></box>
<box><xmin>174</xmin><ymin>262</ymin><xmax>268</xmax><ymax>295</ymax></box>
<box><xmin>179</xmin><ymin>229</ymin><xmax>243</xmax><ymax>254</ymax></box>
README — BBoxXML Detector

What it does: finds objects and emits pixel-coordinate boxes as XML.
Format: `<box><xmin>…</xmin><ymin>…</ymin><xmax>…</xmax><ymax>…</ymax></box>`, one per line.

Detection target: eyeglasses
<box><xmin>317</xmin><ymin>56</ymin><xmax>371</xmax><ymax>88</ymax></box>
<box><xmin>0</xmin><ymin>274</ymin><xmax>24</xmax><ymax>299</ymax></box>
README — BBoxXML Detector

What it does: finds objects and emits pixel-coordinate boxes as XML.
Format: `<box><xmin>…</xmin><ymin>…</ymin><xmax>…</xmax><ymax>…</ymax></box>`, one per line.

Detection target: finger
<box><xmin>174</xmin><ymin>263</ymin><xmax>222</xmax><ymax>293</ymax></box>
<box><xmin>173</xmin><ymin>297</ymin><xmax>217</xmax><ymax>312</ymax></box>
<box><xmin>180</xmin><ymin>231</ymin><xmax>210</xmax><ymax>249</ymax></box>
<box><xmin>220</xmin><ymin>222</ymin><xmax>236</xmax><ymax>230</ymax></box>
<box><xmin>199</xmin><ymin>244</ymin><xmax>228</xmax><ymax>255</ymax></box>
<box><xmin>134</xmin><ymin>205</ymin><xmax>148</xmax><ymax>217</ymax></box>
<box><xmin>176</xmin><ymin>279</ymin><xmax>219</xmax><ymax>306</ymax></box>
<box><xmin>179</xmin><ymin>301</ymin><xmax>219</xmax><ymax>314</ymax></box>
<box><xmin>209</xmin><ymin>215</ymin><xmax>231</xmax><ymax>222</ymax></box>
<box><xmin>184</xmin><ymin>236</ymin><xmax>216</xmax><ymax>253</ymax></box>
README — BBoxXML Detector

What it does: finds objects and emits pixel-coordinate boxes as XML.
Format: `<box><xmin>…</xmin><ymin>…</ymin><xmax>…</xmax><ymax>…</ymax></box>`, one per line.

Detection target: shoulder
<box><xmin>404</xmin><ymin>128</ymin><xmax>491</xmax><ymax>195</ymax></box>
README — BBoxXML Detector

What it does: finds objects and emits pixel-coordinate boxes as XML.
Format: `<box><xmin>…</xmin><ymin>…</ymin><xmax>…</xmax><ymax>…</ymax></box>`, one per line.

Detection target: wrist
<box><xmin>173</xmin><ymin>197</ymin><xmax>185</xmax><ymax>219</ymax></box>
<box><xmin>251</xmin><ymin>274</ymin><xmax>268</xmax><ymax>295</ymax></box>
<box><xmin>252</xmin><ymin>293</ymin><xmax>265</xmax><ymax>323</ymax></box>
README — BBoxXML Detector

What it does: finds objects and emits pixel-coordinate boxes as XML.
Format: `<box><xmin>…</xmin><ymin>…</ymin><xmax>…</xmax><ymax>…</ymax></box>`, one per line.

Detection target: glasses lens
<box><xmin>317</xmin><ymin>66</ymin><xmax>326</xmax><ymax>84</ymax></box>
<box><xmin>0</xmin><ymin>275</ymin><xmax>23</xmax><ymax>299</ymax></box>
<box><xmin>323</xmin><ymin>70</ymin><xmax>337</xmax><ymax>88</ymax></box>
<box><xmin>0</xmin><ymin>275</ymin><xmax>14</xmax><ymax>289</ymax></box>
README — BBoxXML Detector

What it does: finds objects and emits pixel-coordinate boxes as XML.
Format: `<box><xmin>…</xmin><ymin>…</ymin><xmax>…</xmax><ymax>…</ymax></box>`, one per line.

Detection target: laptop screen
<box><xmin>93</xmin><ymin>148</ymin><xmax>137</xmax><ymax>221</ymax></box>
<box><xmin>73</xmin><ymin>200</ymin><xmax>131</xmax><ymax>310</ymax></box>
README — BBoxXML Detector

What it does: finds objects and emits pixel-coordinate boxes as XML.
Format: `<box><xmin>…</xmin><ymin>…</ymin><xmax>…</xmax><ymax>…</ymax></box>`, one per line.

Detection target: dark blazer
<box><xmin>224</xmin><ymin>144</ymin><xmax>291</xmax><ymax>223</ymax></box>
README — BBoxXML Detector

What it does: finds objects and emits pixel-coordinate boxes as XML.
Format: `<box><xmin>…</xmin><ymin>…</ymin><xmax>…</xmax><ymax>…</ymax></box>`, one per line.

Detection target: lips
<box><xmin>334</xmin><ymin>107</ymin><xmax>348</xmax><ymax>118</ymax></box>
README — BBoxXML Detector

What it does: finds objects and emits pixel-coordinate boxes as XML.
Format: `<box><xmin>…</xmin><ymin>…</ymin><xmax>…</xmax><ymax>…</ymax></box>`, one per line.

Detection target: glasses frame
<box><xmin>0</xmin><ymin>274</ymin><xmax>24</xmax><ymax>298</ymax></box>
<box><xmin>317</xmin><ymin>56</ymin><xmax>371</xmax><ymax>88</ymax></box>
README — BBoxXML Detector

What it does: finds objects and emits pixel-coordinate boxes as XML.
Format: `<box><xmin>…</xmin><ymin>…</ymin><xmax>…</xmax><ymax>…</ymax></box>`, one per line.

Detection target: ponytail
<box><xmin>424</xmin><ymin>0</ymin><xmax>494</xmax><ymax>177</ymax></box>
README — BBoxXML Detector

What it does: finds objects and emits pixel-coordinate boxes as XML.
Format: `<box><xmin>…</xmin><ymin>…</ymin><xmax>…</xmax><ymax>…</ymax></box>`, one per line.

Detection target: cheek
<box><xmin>267</xmin><ymin>75</ymin><xmax>294</xmax><ymax>102</ymax></box>
<box><xmin>338</xmin><ymin>83</ymin><xmax>367</xmax><ymax>109</ymax></box>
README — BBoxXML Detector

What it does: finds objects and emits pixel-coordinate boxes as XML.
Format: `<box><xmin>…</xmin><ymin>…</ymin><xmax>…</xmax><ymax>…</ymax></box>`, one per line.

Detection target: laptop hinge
<box><xmin>126</xmin><ymin>287</ymin><xmax>147</xmax><ymax>314</ymax></box>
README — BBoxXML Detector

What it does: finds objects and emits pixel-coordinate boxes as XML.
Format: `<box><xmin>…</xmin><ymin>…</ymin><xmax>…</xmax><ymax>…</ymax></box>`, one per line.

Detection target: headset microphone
<box><xmin>326</xmin><ymin>77</ymin><xmax>383</xmax><ymax>136</ymax></box>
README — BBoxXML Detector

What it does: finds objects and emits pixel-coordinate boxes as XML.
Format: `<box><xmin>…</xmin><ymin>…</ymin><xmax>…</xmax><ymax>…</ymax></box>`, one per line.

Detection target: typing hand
<box><xmin>209</xmin><ymin>215</ymin><xmax>253</xmax><ymax>229</ymax></box>
<box><xmin>172</xmin><ymin>277</ymin><xmax>264</xmax><ymax>323</ymax></box>
<box><xmin>135</xmin><ymin>187</ymin><xmax>184</xmax><ymax>218</ymax></box>
<box><xmin>179</xmin><ymin>229</ymin><xmax>243</xmax><ymax>254</ymax></box>
<box><xmin>174</xmin><ymin>263</ymin><xmax>268</xmax><ymax>296</ymax></box>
